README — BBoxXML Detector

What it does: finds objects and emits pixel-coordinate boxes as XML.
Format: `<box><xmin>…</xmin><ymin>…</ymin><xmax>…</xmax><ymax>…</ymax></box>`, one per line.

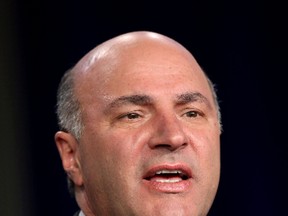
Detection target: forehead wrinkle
<box><xmin>176</xmin><ymin>92</ymin><xmax>212</xmax><ymax>109</ymax></box>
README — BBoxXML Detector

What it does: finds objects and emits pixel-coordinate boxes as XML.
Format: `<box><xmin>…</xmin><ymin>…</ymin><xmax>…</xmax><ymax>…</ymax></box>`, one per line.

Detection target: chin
<box><xmin>136</xmin><ymin>199</ymin><xmax>202</xmax><ymax>216</ymax></box>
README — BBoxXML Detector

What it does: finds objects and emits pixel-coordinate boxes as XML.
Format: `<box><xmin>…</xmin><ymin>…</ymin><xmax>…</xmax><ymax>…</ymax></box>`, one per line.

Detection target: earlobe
<box><xmin>54</xmin><ymin>131</ymin><xmax>83</xmax><ymax>186</ymax></box>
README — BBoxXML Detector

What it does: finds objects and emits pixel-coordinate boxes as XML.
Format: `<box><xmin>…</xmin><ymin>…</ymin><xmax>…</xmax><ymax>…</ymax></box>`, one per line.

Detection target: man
<box><xmin>55</xmin><ymin>31</ymin><xmax>222</xmax><ymax>216</ymax></box>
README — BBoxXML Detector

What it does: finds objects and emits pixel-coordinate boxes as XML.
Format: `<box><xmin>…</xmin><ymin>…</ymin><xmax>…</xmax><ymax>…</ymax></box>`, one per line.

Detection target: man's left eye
<box><xmin>125</xmin><ymin>113</ymin><xmax>141</xmax><ymax>119</ymax></box>
<box><xmin>185</xmin><ymin>111</ymin><xmax>199</xmax><ymax>118</ymax></box>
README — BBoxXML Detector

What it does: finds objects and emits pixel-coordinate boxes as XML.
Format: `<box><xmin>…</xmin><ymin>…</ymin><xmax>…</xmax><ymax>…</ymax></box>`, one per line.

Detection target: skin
<box><xmin>55</xmin><ymin>31</ymin><xmax>221</xmax><ymax>216</ymax></box>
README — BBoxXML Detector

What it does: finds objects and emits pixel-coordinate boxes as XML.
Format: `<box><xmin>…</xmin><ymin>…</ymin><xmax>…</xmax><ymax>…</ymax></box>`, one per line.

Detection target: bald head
<box><xmin>73</xmin><ymin>31</ymin><xmax>196</xmax><ymax>75</ymax></box>
<box><xmin>55</xmin><ymin>31</ymin><xmax>222</xmax><ymax>216</ymax></box>
<box><xmin>73</xmin><ymin>31</ymin><xmax>207</xmax><ymax>100</ymax></box>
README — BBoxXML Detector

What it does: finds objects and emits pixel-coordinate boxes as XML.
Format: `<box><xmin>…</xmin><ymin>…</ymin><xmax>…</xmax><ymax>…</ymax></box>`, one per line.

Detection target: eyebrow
<box><xmin>107</xmin><ymin>94</ymin><xmax>153</xmax><ymax>109</ymax></box>
<box><xmin>176</xmin><ymin>92</ymin><xmax>212</xmax><ymax>109</ymax></box>
<box><xmin>105</xmin><ymin>91</ymin><xmax>211</xmax><ymax>112</ymax></box>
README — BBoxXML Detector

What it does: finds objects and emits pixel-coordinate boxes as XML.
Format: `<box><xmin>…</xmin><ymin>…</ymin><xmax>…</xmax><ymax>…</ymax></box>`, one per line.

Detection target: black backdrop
<box><xmin>1</xmin><ymin>0</ymin><xmax>287</xmax><ymax>215</ymax></box>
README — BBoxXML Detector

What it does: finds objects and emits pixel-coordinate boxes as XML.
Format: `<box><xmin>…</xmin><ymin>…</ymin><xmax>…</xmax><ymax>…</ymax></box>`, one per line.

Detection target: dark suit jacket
<box><xmin>73</xmin><ymin>210</ymin><xmax>80</xmax><ymax>216</ymax></box>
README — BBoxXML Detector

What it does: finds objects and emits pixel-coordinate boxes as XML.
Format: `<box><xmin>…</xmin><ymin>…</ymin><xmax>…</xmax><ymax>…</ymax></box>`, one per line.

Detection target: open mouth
<box><xmin>142</xmin><ymin>166</ymin><xmax>192</xmax><ymax>192</ymax></box>
<box><xmin>144</xmin><ymin>169</ymin><xmax>190</xmax><ymax>183</ymax></box>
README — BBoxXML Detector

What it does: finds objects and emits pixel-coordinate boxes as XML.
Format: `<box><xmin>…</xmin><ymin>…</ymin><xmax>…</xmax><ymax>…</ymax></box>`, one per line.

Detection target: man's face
<box><xmin>75</xmin><ymin>44</ymin><xmax>221</xmax><ymax>216</ymax></box>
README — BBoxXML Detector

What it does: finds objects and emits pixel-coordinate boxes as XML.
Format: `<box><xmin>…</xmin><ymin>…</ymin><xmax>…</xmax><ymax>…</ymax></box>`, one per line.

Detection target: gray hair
<box><xmin>56</xmin><ymin>69</ymin><xmax>83</xmax><ymax>141</ymax></box>
<box><xmin>206</xmin><ymin>76</ymin><xmax>222</xmax><ymax>131</ymax></box>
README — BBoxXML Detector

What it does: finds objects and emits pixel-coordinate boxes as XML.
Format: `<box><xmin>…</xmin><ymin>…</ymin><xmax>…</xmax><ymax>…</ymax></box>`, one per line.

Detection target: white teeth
<box><xmin>155</xmin><ymin>179</ymin><xmax>182</xmax><ymax>183</ymax></box>
<box><xmin>151</xmin><ymin>170</ymin><xmax>187</xmax><ymax>183</ymax></box>
<box><xmin>155</xmin><ymin>170</ymin><xmax>182</xmax><ymax>174</ymax></box>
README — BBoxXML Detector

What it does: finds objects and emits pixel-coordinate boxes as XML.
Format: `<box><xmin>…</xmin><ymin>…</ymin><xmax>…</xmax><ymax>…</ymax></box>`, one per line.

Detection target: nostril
<box><xmin>150</xmin><ymin>142</ymin><xmax>188</xmax><ymax>152</ymax></box>
<box><xmin>155</xmin><ymin>144</ymin><xmax>173</xmax><ymax>149</ymax></box>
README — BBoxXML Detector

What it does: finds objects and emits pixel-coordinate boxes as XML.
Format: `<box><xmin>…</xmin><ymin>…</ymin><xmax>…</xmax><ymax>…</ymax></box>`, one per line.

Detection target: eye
<box><xmin>119</xmin><ymin>112</ymin><xmax>141</xmax><ymax>120</ymax></box>
<box><xmin>184</xmin><ymin>110</ymin><xmax>200</xmax><ymax>118</ymax></box>
<box><xmin>126</xmin><ymin>113</ymin><xmax>141</xmax><ymax>119</ymax></box>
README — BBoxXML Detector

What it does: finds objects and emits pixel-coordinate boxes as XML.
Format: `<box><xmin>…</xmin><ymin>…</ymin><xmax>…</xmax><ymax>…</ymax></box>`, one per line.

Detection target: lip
<box><xmin>142</xmin><ymin>163</ymin><xmax>193</xmax><ymax>193</ymax></box>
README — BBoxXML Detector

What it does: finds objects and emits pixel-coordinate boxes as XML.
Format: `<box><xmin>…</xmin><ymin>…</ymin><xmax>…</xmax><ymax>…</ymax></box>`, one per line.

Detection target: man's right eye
<box><xmin>119</xmin><ymin>112</ymin><xmax>141</xmax><ymax>120</ymax></box>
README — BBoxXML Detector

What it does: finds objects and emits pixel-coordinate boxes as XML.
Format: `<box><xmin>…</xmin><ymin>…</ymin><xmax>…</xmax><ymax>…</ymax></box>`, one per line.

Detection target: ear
<box><xmin>54</xmin><ymin>131</ymin><xmax>83</xmax><ymax>186</ymax></box>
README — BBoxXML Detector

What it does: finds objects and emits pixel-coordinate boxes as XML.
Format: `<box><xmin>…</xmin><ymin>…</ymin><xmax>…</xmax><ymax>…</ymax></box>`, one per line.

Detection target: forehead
<box><xmin>74</xmin><ymin>39</ymin><xmax>213</xmax><ymax>106</ymax></box>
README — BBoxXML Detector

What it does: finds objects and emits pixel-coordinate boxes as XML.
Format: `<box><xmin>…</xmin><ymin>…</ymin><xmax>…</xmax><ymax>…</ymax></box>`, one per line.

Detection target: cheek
<box><xmin>202</xmin><ymin>133</ymin><xmax>221</xmax><ymax>184</ymax></box>
<box><xmin>187</xmin><ymin>128</ymin><xmax>220</xmax><ymax>173</ymax></box>
<box><xmin>191</xmin><ymin>131</ymin><xmax>220</xmax><ymax>200</ymax></box>
<box><xmin>79</xmin><ymin>130</ymin><xmax>141</xmax><ymax>193</ymax></box>
<box><xmin>88</xmin><ymin>129</ymin><xmax>145</xmax><ymax>167</ymax></box>
<box><xmin>201</xmin><ymin>132</ymin><xmax>220</xmax><ymax>166</ymax></box>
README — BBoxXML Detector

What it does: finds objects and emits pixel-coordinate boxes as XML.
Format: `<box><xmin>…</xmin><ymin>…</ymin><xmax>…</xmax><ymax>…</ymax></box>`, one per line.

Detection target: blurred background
<box><xmin>1</xmin><ymin>0</ymin><xmax>287</xmax><ymax>215</ymax></box>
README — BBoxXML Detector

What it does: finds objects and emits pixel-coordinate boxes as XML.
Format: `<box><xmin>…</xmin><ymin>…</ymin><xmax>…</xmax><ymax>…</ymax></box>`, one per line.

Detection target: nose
<box><xmin>147</xmin><ymin>114</ymin><xmax>188</xmax><ymax>151</ymax></box>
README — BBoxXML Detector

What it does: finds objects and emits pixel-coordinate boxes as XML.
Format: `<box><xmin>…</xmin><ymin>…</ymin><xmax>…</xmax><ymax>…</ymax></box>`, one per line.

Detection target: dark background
<box><xmin>1</xmin><ymin>0</ymin><xmax>287</xmax><ymax>216</ymax></box>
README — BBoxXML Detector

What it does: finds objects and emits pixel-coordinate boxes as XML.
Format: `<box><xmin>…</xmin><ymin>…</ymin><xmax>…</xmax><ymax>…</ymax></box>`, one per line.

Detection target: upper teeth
<box><xmin>156</xmin><ymin>170</ymin><xmax>182</xmax><ymax>174</ymax></box>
